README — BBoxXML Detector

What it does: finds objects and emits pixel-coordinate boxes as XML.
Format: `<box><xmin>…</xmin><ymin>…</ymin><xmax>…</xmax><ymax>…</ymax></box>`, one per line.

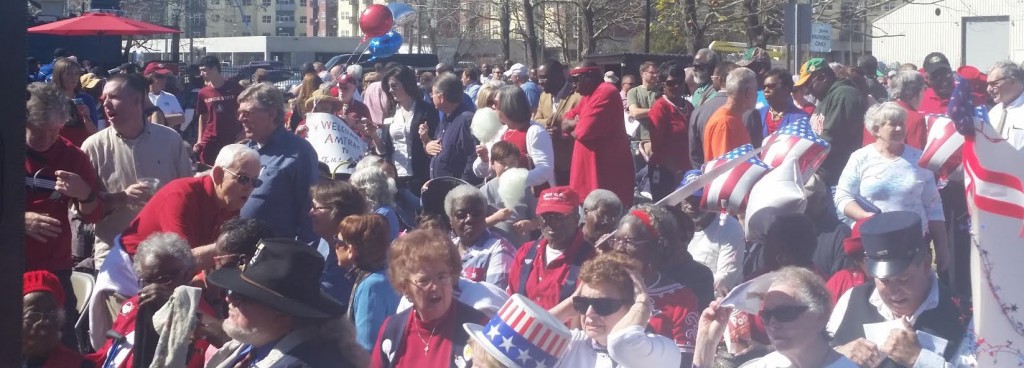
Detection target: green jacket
<box><xmin>811</xmin><ymin>78</ymin><xmax>867</xmax><ymax>186</ymax></box>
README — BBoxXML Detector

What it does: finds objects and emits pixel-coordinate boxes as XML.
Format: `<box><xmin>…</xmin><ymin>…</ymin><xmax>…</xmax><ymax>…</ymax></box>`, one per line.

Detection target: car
<box><xmin>324</xmin><ymin>53</ymin><xmax>439</xmax><ymax>71</ymax></box>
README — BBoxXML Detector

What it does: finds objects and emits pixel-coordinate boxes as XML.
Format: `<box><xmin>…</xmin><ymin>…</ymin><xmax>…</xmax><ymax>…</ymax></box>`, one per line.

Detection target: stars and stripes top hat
<box><xmin>464</xmin><ymin>294</ymin><xmax>571</xmax><ymax>368</ymax></box>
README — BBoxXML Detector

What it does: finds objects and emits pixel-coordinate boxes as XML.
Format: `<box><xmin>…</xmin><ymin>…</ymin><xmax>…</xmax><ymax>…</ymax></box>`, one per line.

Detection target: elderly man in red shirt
<box><xmin>562</xmin><ymin>62</ymin><xmax>635</xmax><ymax>207</ymax></box>
<box><xmin>91</xmin><ymin>144</ymin><xmax>261</xmax><ymax>330</ymax></box>
<box><xmin>508</xmin><ymin>186</ymin><xmax>596</xmax><ymax>309</ymax></box>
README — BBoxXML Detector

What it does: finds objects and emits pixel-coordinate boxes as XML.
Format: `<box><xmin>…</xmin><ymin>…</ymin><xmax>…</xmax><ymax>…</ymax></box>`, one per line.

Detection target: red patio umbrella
<box><xmin>28</xmin><ymin>12</ymin><xmax>180</xmax><ymax>36</ymax></box>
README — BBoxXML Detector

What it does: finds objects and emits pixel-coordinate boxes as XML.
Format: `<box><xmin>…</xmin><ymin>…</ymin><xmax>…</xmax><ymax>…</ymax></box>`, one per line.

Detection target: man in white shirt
<box><xmin>679</xmin><ymin>170</ymin><xmax>744</xmax><ymax>292</ymax></box>
<box><xmin>987</xmin><ymin>61</ymin><xmax>1024</xmax><ymax>151</ymax></box>
<box><xmin>144</xmin><ymin>62</ymin><xmax>185</xmax><ymax>127</ymax></box>
<box><xmin>828</xmin><ymin>211</ymin><xmax>975</xmax><ymax>368</ymax></box>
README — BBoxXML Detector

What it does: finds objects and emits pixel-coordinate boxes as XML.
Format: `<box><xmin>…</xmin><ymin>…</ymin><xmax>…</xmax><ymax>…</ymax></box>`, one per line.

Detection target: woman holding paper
<box><xmin>833</xmin><ymin>102</ymin><xmax>949</xmax><ymax>270</ymax></box>
<box><xmin>694</xmin><ymin>267</ymin><xmax>857</xmax><ymax>368</ymax></box>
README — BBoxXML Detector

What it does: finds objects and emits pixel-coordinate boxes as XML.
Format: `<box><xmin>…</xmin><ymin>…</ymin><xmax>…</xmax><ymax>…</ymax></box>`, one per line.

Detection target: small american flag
<box><xmin>760</xmin><ymin>118</ymin><xmax>830</xmax><ymax>182</ymax></box>
<box><xmin>919</xmin><ymin>114</ymin><xmax>965</xmax><ymax>183</ymax></box>
<box><xmin>701</xmin><ymin>144</ymin><xmax>771</xmax><ymax>212</ymax></box>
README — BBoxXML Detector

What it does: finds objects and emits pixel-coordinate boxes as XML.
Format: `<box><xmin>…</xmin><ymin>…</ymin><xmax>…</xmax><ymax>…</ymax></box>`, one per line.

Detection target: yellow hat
<box><xmin>80</xmin><ymin>73</ymin><xmax>102</xmax><ymax>89</ymax></box>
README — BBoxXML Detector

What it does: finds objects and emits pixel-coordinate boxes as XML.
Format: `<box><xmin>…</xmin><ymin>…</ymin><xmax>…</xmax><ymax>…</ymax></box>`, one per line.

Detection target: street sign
<box><xmin>784</xmin><ymin>3</ymin><xmax>811</xmax><ymax>45</ymax></box>
<box><xmin>809</xmin><ymin>22</ymin><xmax>832</xmax><ymax>53</ymax></box>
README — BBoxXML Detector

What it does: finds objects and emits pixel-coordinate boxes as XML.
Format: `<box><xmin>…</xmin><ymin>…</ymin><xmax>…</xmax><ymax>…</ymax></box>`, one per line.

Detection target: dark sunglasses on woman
<box><xmin>758</xmin><ymin>305</ymin><xmax>809</xmax><ymax>323</ymax></box>
<box><xmin>572</xmin><ymin>296</ymin><xmax>626</xmax><ymax>316</ymax></box>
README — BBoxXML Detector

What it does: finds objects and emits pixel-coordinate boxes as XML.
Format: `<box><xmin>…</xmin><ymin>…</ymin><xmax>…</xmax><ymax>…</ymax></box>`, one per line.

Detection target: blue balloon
<box><xmin>387</xmin><ymin>2</ymin><xmax>416</xmax><ymax>26</ymax></box>
<box><xmin>368</xmin><ymin>30</ymin><xmax>403</xmax><ymax>62</ymax></box>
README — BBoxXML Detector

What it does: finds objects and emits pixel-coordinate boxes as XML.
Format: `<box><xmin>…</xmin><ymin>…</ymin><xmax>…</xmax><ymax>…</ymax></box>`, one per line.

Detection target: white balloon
<box><xmin>744</xmin><ymin>157</ymin><xmax>808</xmax><ymax>242</ymax></box>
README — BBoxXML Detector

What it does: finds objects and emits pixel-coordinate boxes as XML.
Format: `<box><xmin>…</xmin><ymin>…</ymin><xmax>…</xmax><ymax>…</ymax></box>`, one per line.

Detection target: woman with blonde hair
<box><xmin>476</xmin><ymin>80</ymin><xmax>504</xmax><ymax>109</ymax></box>
<box><xmin>50</xmin><ymin>57</ymin><xmax>99</xmax><ymax>146</ymax></box>
<box><xmin>288</xmin><ymin>72</ymin><xmax>324</xmax><ymax>131</ymax></box>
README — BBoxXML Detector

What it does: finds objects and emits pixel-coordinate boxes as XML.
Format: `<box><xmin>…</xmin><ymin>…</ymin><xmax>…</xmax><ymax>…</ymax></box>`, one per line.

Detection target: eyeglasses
<box><xmin>23</xmin><ymin>310</ymin><xmax>60</xmax><ymax>327</ymax></box>
<box><xmin>610</xmin><ymin>236</ymin><xmax>657</xmax><ymax>251</ymax></box>
<box><xmin>223</xmin><ymin>168</ymin><xmax>263</xmax><ymax>188</ymax></box>
<box><xmin>758</xmin><ymin>305</ymin><xmax>809</xmax><ymax>323</ymax></box>
<box><xmin>213</xmin><ymin>253</ymin><xmax>246</xmax><ymax>269</ymax></box>
<box><xmin>663</xmin><ymin>79</ymin><xmax>680</xmax><ymax>87</ymax></box>
<box><xmin>572</xmin><ymin>296</ymin><xmax>626</xmax><ymax>316</ymax></box>
<box><xmin>541</xmin><ymin>213</ymin><xmax>573</xmax><ymax>225</ymax></box>
<box><xmin>226</xmin><ymin>290</ymin><xmax>254</xmax><ymax>305</ymax></box>
<box><xmin>988</xmin><ymin>77</ymin><xmax>1011</xmax><ymax>88</ymax></box>
<box><xmin>137</xmin><ymin>271</ymin><xmax>185</xmax><ymax>288</ymax></box>
<box><xmin>409</xmin><ymin>273</ymin><xmax>453</xmax><ymax>289</ymax></box>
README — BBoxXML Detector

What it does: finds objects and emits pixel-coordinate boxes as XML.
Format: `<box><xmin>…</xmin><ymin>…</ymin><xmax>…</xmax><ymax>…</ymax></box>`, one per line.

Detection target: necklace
<box><xmin>415</xmin><ymin>324</ymin><xmax>437</xmax><ymax>354</ymax></box>
<box><xmin>767</xmin><ymin>107</ymin><xmax>785</xmax><ymax>121</ymax></box>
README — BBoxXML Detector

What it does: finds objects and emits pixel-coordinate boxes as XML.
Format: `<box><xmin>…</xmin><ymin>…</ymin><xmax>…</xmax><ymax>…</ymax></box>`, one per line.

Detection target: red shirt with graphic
<box><xmin>196</xmin><ymin>82</ymin><xmax>243</xmax><ymax>165</ymax></box>
<box><xmin>647</xmin><ymin>273</ymin><xmax>700</xmax><ymax>353</ymax></box>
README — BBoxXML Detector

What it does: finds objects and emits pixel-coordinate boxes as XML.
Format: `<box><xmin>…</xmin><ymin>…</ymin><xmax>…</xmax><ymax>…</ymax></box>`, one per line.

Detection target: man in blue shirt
<box><xmin>506</xmin><ymin>63</ymin><xmax>542</xmax><ymax>113</ymax></box>
<box><xmin>426</xmin><ymin>73</ymin><xmax>479</xmax><ymax>183</ymax></box>
<box><xmin>237</xmin><ymin>83</ymin><xmax>319</xmax><ymax>244</ymax></box>
<box><xmin>462</xmin><ymin>66</ymin><xmax>483</xmax><ymax>101</ymax></box>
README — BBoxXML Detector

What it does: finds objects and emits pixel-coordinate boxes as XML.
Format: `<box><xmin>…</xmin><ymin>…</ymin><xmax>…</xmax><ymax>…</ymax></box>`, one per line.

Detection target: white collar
<box><xmin>868</xmin><ymin>272</ymin><xmax>940</xmax><ymax>324</ymax></box>
<box><xmin>1004</xmin><ymin>90</ymin><xmax>1024</xmax><ymax>109</ymax></box>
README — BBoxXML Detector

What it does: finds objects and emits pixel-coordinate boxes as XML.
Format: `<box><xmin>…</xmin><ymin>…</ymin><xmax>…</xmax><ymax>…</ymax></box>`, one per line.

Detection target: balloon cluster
<box><xmin>359</xmin><ymin>2</ymin><xmax>417</xmax><ymax>61</ymax></box>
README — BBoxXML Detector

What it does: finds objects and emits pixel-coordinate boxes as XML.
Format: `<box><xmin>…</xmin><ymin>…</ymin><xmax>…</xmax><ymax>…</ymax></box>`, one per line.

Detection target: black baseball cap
<box><xmin>860</xmin><ymin>211</ymin><xmax>927</xmax><ymax>278</ymax></box>
<box><xmin>922</xmin><ymin>52</ymin><xmax>952</xmax><ymax>77</ymax></box>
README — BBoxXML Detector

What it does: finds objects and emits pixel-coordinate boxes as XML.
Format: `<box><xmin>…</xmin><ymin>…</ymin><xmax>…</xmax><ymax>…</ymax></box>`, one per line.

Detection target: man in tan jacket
<box><xmin>533</xmin><ymin>60</ymin><xmax>581</xmax><ymax>185</ymax></box>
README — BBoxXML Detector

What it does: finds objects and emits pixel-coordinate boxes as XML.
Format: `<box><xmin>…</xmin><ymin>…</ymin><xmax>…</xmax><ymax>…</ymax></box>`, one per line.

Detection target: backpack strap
<box><xmin>516</xmin><ymin>239</ymin><xmax>542</xmax><ymax>297</ymax></box>
<box><xmin>559</xmin><ymin>246</ymin><xmax>587</xmax><ymax>301</ymax></box>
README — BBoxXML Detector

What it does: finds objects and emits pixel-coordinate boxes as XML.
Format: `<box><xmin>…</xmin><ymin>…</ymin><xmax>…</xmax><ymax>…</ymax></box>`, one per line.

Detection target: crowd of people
<box><xmin>20</xmin><ymin>44</ymin><xmax>1024</xmax><ymax>368</ymax></box>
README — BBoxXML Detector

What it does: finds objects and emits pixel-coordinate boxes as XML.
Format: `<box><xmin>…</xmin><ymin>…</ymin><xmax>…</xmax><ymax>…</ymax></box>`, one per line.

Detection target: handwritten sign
<box><xmin>304</xmin><ymin>112</ymin><xmax>369</xmax><ymax>175</ymax></box>
<box><xmin>810</xmin><ymin>22</ymin><xmax>832</xmax><ymax>53</ymax></box>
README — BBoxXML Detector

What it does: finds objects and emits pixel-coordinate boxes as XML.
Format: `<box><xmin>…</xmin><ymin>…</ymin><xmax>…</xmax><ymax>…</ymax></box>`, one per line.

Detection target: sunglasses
<box><xmin>663</xmin><ymin>79</ymin><xmax>680</xmax><ymax>87</ymax></box>
<box><xmin>758</xmin><ymin>305</ymin><xmax>809</xmax><ymax>323</ymax></box>
<box><xmin>572</xmin><ymin>296</ymin><xmax>626</xmax><ymax>316</ymax></box>
<box><xmin>223</xmin><ymin>168</ymin><xmax>263</xmax><ymax>188</ymax></box>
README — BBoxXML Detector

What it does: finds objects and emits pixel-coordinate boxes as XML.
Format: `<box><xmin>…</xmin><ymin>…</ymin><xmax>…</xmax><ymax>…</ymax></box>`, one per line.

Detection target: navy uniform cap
<box><xmin>860</xmin><ymin>211</ymin><xmax>926</xmax><ymax>278</ymax></box>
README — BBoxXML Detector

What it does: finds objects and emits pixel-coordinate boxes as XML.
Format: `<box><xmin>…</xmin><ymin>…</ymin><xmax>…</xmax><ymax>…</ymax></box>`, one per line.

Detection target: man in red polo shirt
<box><xmin>507</xmin><ymin>186</ymin><xmax>596</xmax><ymax>309</ymax></box>
<box><xmin>918</xmin><ymin>52</ymin><xmax>955</xmax><ymax>115</ymax></box>
<box><xmin>93</xmin><ymin>143</ymin><xmax>261</xmax><ymax>317</ymax></box>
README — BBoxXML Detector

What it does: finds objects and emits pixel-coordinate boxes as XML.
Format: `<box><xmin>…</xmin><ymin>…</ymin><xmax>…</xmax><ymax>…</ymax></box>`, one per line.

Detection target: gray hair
<box><xmin>350</xmin><ymin>167</ymin><xmax>395</xmax><ymax>209</ymax></box>
<box><xmin>695</xmin><ymin>48</ymin><xmax>721</xmax><ymax>65</ymax></box>
<box><xmin>725</xmin><ymin>67</ymin><xmax>758</xmax><ymax>97</ymax></box>
<box><xmin>433</xmin><ymin>73</ymin><xmax>464</xmax><ymax>103</ymax></box>
<box><xmin>213</xmin><ymin>144</ymin><xmax>260</xmax><ymax>170</ymax></box>
<box><xmin>496</xmin><ymin>85</ymin><xmax>532</xmax><ymax>123</ymax></box>
<box><xmin>133</xmin><ymin>232</ymin><xmax>196</xmax><ymax>276</ymax></box>
<box><xmin>443</xmin><ymin>184</ymin><xmax>486</xmax><ymax>218</ymax></box>
<box><xmin>583</xmin><ymin>189</ymin><xmax>623</xmax><ymax>216</ymax></box>
<box><xmin>771</xmin><ymin>266</ymin><xmax>832</xmax><ymax>316</ymax></box>
<box><xmin>26</xmin><ymin>82</ymin><xmax>69</xmax><ymax>129</ymax></box>
<box><xmin>618</xmin><ymin>204</ymin><xmax>683</xmax><ymax>258</ymax></box>
<box><xmin>238</xmin><ymin>82</ymin><xmax>286</xmax><ymax>126</ymax></box>
<box><xmin>346</xmin><ymin>64</ymin><xmax>363</xmax><ymax>82</ymax></box>
<box><xmin>355</xmin><ymin>155</ymin><xmax>385</xmax><ymax>172</ymax></box>
<box><xmin>864</xmin><ymin>101</ymin><xmax>907</xmax><ymax>134</ymax></box>
<box><xmin>888</xmin><ymin>71</ymin><xmax>925</xmax><ymax>103</ymax></box>
<box><xmin>990</xmin><ymin>61</ymin><xmax>1024</xmax><ymax>83</ymax></box>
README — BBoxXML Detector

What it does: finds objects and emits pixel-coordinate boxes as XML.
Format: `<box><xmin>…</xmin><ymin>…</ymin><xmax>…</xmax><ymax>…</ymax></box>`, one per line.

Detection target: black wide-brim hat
<box><xmin>420</xmin><ymin>177</ymin><xmax>470</xmax><ymax>218</ymax></box>
<box><xmin>860</xmin><ymin>211</ymin><xmax>927</xmax><ymax>279</ymax></box>
<box><xmin>208</xmin><ymin>238</ymin><xmax>345</xmax><ymax>319</ymax></box>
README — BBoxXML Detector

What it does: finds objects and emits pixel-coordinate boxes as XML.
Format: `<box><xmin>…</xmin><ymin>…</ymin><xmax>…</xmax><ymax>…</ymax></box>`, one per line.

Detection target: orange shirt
<box><xmin>703</xmin><ymin>106</ymin><xmax>752</xmax><ymax>161</ymax></box>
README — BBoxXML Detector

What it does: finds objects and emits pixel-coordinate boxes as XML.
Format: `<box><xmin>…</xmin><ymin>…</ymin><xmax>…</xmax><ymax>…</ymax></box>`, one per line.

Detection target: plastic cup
<box><xmin>137</xmin><ymin>177</ymin><xmax>160</xmax><ymax>196</ymax></box>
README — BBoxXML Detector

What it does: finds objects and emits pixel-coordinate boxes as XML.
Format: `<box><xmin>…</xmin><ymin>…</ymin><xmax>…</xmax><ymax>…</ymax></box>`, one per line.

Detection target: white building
<box><xmin>871</xmin><ymin>1</ymin><xmax>1024</xmax><ymax>71</ymax></box>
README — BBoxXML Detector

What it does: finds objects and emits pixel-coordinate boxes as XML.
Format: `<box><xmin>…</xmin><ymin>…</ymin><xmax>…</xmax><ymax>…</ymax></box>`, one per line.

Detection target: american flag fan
<box><xmin>950</xmin><ymin>74</ymin><xmax>1024</xmax><ymax>366</ymax></box>
<box><xmin>919</xmin><ymin>114</ymin><xmax>965</xmax><ymax>186</ymax></box>
<box><xmin>759</xmin><ymin>118</ymin><xmax>830</xmax><ymax>183</ymax></box>
<box><xmin>701</xmin><ymin>144</ymin><xmax>771</xmax><ymax>212</ymax></box>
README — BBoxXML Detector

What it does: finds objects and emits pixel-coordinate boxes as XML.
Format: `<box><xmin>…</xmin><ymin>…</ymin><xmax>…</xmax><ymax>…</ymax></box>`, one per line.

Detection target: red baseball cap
<box><xmin>144</xmin><ymin>62</ymin><xmax>175</xmax><ymax>76</ymax></box>
<box><xmin>23</xmin><ymin>270</ymin><xmax>66</xmax><ymax>305</ymax></box>
<box><xmin>536</xmin><ymin>186</ymin><xmax>581</xmax><ymax>215</ymax></box>
<box><xmin>843</xmin><ymin>218</ymin><xmax>868</xmax><ymax>257</ymax></box>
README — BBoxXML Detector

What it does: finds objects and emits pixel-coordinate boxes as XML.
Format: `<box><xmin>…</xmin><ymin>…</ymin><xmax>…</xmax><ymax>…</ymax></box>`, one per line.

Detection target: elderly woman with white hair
<box><xmin>350</xmin><ymin>166</ymin><xmax>401</xmax><ymax>240</ymax></box>
<box><xmin>834</xmin><ymin>102</ymin><xmax>949</xmax><ymax>270</ymax></box>
<box><xmin>444</xmin><ymin>184</ymin><xmax>516</xmax><ymax>289</ymax></box>
<box><xmin>887</xmin><ymin>70</ymin><xmax>929</xmax><ymax>149</ymax></box>
<box><xmin>694</xmin><ymin>266</ymin><xmax>857</xmax><ymax>367</ymax></box>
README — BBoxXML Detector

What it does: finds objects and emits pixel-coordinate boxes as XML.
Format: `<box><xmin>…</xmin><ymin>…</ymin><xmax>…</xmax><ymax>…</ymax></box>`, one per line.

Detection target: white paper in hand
<box><xmin>720</xmin><ymin>272</ymin><xmax>776</xmax><ymax>314</ymax></box>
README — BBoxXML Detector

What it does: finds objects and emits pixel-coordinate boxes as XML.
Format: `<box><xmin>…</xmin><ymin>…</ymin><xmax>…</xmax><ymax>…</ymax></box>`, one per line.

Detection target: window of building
<box><xmin>243</xmin><ymin>0</ymin><xmax>252</xmax><ymax>5</ymax></box>
<box><xmin>243</xmin><ymin>15</ymin><xmax>252</xmax><ymax>23</ymax></box>
<box><xmin>262</xmin><ymin>15</ymin><xmax>272</xmax><ymax>23</ymax></box>
<box><xmin>210</xmin><ymin>0</ymin><xmax>220</xmax><ymax>5</ymax></box>
<box><xmin>262</xmin><ymin>0</ymin><xmax>271</xmax><ymax>6</ymax></box>
<box><xmin>300</xmin><ymin>16</ymin><xmax>307</xmax><ymax>23</ymax></box>
<box><xmin>211</xmin><ymin>14</ymin><xmax>220</xmax><ymax>22</ymax></box>
<box><xmin>339</xmin><ymin>30</ymin><xmax>350</xmax><ymax>36</ymax></box>
<box><xmin>300</xmin><ymin>0</ymin><xmax>306</xmax><ymax>6</ymax></box>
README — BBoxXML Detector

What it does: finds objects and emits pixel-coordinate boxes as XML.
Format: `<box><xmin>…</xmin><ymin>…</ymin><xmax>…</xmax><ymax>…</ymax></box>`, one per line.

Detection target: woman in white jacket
<box><xmin>473</xmin><ymin>85</ymin><xmax>556</xmax><ymax>188</ymax></box>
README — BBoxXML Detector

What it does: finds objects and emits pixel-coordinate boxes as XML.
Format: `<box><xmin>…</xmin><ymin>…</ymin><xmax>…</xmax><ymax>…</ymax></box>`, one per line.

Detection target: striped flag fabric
<box><xmin>919</xmin><ymin>114</ymin><xmax>965</xmax><ymax>184</ymax></box>
<box><xmin>760</xmin><ymin>118</ymin><xmax>830</xmax><ymax>183</ymax></box>
<box><xmin>701</xmin><ymin>144</ymin><xmax>771</xmax><ymax>212</ymax></box>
